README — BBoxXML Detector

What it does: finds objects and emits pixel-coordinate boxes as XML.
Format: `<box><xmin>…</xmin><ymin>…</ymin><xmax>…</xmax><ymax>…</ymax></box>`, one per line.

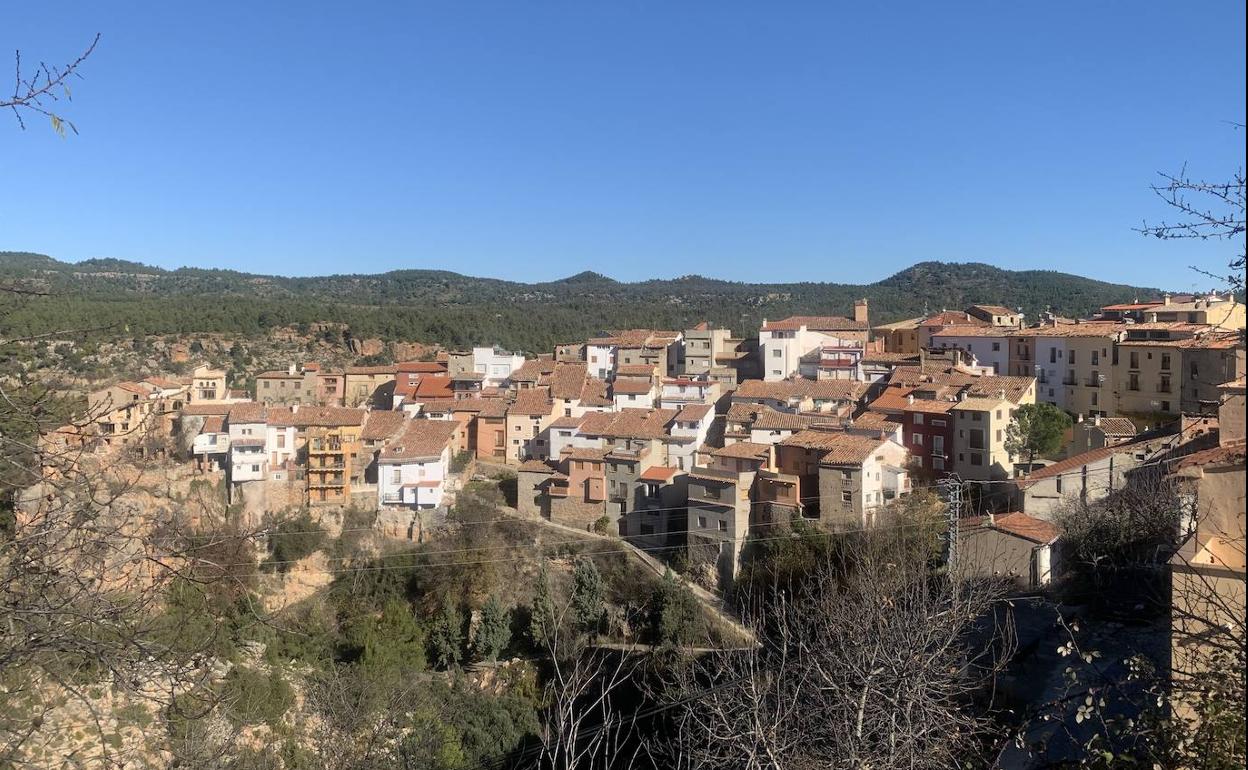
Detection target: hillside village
<box><xmin>55</xmin><ymin>291</ymin><xmax>1244</xmax><ymax>596</ymax></box>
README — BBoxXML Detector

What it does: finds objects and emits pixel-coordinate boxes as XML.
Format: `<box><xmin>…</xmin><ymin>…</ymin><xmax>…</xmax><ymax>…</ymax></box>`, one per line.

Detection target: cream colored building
<box><xmin>951</xmin><ymin>396</ymin><xmax>1018</xmax><ymax>481</ymax></box>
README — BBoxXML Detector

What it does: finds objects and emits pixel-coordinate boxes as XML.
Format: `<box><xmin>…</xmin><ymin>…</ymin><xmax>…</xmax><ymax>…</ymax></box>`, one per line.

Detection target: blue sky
<box><xmin>2</xmin><ymin>2</ymin><xmax>1244</xmax><ymax>288</ymax></box>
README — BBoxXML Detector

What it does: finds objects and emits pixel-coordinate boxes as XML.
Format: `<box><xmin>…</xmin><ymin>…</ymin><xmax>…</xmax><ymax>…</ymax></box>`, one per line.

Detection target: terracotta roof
<box><xmin>860</xmin><ymin>351</ymin><xmax>921</xmax><ymax>365</ymax></box>
<box><xmin>951</xmin><ymin>397</ymin><xmax>1010</xmax><ymax>412</ymax></box>
<box><xmin>397</xmin><ymin>361</ymin><xmax>448</xmax><ymax>374</ymax></box>
<box><xmin>578</xmin><ymin>408</ymin><xmax>677</xmax><ymax>440</ymax></box>
<box><xmin>872</xmin><ymin>317</ymin><xmax>924</xmax><ymax>331</ymax></box>
<box><xmin>804</xmin><ymin>380</ymin><xmax>867</xmax><ymax>402</ymax></box>
<box><xmin>1011</xmin><ymin>322</ymin><xmax>1124</xmax><ymax>338</ymax></box>
<box><xmin>1091</xmin><ymin>417</ymin><xmax>1137</xmax><ymax>438</ymax></box>
<box><xmin>1168</xmin><ymin>443</ymin><xmax>1247</xmax><ymax>472</ymax></box>
<box><xmin>181</xmin><ymin>403</ymin><xmax>233</xmax><ymax>416</ymax></box>
<box><xmin>452</xmin><ymin>372</ymin><xmax>486</xmax><ymax>382</ymax></box>
<box><xmin>344</xmin><ymin>365</ymin><xmax>397</xmax><ymax>375</ymax></box>
<box><xmin>256</xmin><ymin>370</ymin><xmax>303</xmax><ymax>380</ymax></box>
<box><xmin>116</xmin><ymin>381</ymin><xmax>156</xmax><ymax>395</ymax></box>
<box><xmin>712</xmin><ymin>442</ymin><xmax>772</xmax><ymax>460</ymax></box>
<box><xmin>509</xmin><ymin>358</ymin><xmax>551</xmax><ymax>383</ymax></box>
<box><xmin>143</xmin><ymin>376</ymin><xmax>184</xmax><ymax>389</ymax></box>
<box><xmin>228</xmin><ymin>402</ymin><xmax>267</xmax><ymax>423</ymax></box>
<box><xmin>1015</xmin><ymin>442</ymin><xmax>1141</xmax><ymax>489</ymax></box>
<box><xmin>379</xmin><ymin>421</ymin><xmax>460</xmax><ymax>461</ymax></box>
<box><xmin>509</xmin><ymin>387</ymin><xmax>554</xmax><ymax>416</ymax></box>
<box><xmin>457</xmin><ymin>398</ymin><xmax>509</xmax><ymax>419</ymax></box>
<box><xmin>968</xmin><ymin>304</ymin><xmax>1017</xmax><ymax>316</ymax></box>
<box><xmin>902</xmin><ymin>398</ymin><xmax>956</xmax><ymax>415</ymax></box>
<box><xmin>675</xmin><ymin>404</ymin><xmax>714</xmax><ymax>422</ymax></box>
<box><xmin>962</xmin><ymin>512</ymin><xmax>1059</xmax><ymax>544</ymax></box>
<box><xmin>564</xmin><ymin>446</ymin><xmax>609</xmax><ymax>462</ymax></box>
<box><xmin>549</xmin><ymin>415</ymin><xmax>584</xmax><ymax>429</ymax></box>
<box><xmin>849</xmin><ymin>411</ymin><xmax>903</xmax><ymax>429</ymax></box>
<box><xmin>752</xmin><ymin>407</ymin><xmax>822</xmax><ymax>431</ymax></box>
<box><xmin>931</xmin><ymin>325</ymin><xmax>1013</xmax><ymax>338</ymax></box>
<box><xmin>301</xmin><ymin>362</ymin><xmax>321</xmax><ymax>371</ymax></box>
<box><xmin>612</xmin><ymin>378</ymin><xmax>654</xmax><ymax>396</ymax></box>
<box><xmin>762</xmin><ymin>315</ymin><xmax>867</xmax><ymax>332</ymax></box>
<box><xmin>201</xmin><ymin>415</ymin><xmax>225</xmax><ymax>433</ymax></box>
<box><xmin>1102</xmin><ymin>301</ymin><xmax>1164</xmax><ymax>311</ymax></box>
<box><xmin>362</xmin><ymin>410</ymin><xmax>408</xmax><ymax>441</ymax></box>
<box><xmin>231</xmin><ymin>437</ymin><xmax>265</xmax><ymax>448</ymax></box>
<box><xmin>549</xmin><ymin>363</ymin><xmax>589</xmax><ymax>401</ymax></box>
<box><xmin>578</xmin><ymin>378</ymin><xmax>613</xmax><ymax>407</ymax></box>
<box><xmin>726</xmin><ymin>403</ymin><xmax>764</xmax><ymax>423</ymax></box>
<box><xmin>588</xmin><ymin>330</ymin><xmax>681</xmax><ymax>347</ymax></box>
<box><xmin>921</xmin><ymin>311</ymin><xmax>986</xmax><ymax>327</ymax></box>
<box><xmin>616</xmin><ymin>364</ymin><xmax>658</xmax><ymax>377</ymax></box>
<box><xmin>269</xmin><ymin>406</ymin><xmax>367</xmax><ymax>428</ymax></box>
<box><xmin>412</xmin><ymin>375</ymin><xmax>455</xmax><ymax>399</ymax></box>
<box><xmin>815</xmin><ymin>433</ymin><xmax>892</xmax><ymax>466</ymax></box>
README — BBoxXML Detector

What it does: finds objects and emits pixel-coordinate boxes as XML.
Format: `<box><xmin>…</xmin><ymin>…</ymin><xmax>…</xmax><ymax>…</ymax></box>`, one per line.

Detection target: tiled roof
<box><xmin>849</xmin><ymin>411</ymin><xmax>903</xmax><ymax>429</ymax></box>
<box><xmin>549</xmin><ymin>363</ymin><xmax>589</xmax><ymax>401</ymax></box>
<box><xmin>452</xmin><ymin>372</ymin><xmax>486</xmax><ymax>382</ymax></box>
<box><xmin>762</xmin><ymin>315</ymin><xmax>867</xmax><ymax>332</ymax></box>
<box><xmin>962</xmin><ymin>512</ymin><xmax>1059</xmax><ymax>544</ymax></box>
<box><xmin>362</xmin><ymin>410</ymin><xmax>408</xmax><ymax>441</ymax></box>
<box><xmin>578</xmin><ymin>408</ymin><xmax>677</xmax><ymax>440</ymax></box>
<box><xmin>452</xmin><ymin>398</ymin><xmax>509</xmax><ymax>419</ymax></box>
<box><xmin>228</xmin><ymin>402</ymin><xmax>267</xmax><ymax>423</ymax></box>
<box><xmin>201</xmin><ymin>415</ymin><xmax>225</xmax><ymax>433</ymax></box>
<box><xmin>564</xmin><ymin>446</ymin><xmax>609</xmax><ymax>462</ymax></box>
<box><xmin>143</xmin><ymin>376</ymin><xmax>184</xmax><ymax>389</ymax></box>
<box><xmin>616</xmin><ymin>364</ymin><xmax>658</xmax><ymax>376</ymax></box>
<box><xmin>1168</xmin><ymin>443</ymin><xmax>1247</xmax><ymax>472</ymax></box>
<box><xmin>549</xmin><ymin>415</ymin><xmax>584</xmax><ymax>429</ymax></box>
<box><xmin>1015</xmin><ymin>442</ymin><xmax>1141</xmax><ymax>489</ymax></box>
<box><xmin>867</xmin><ymin>385</ymin><xmax>917</xmax><ymax>413</ymax></box>
<box><xmin>726</xmin><ymin>403</ymin><xmax>764</xmax><ymax>423</ymax></box>
<box><xmin>1102</xmin><ymin>301</ymin><xmax>1164</xmax><ymax>311</ymax></box>
<box><xmin>509</xmin><ymin>358</ymin><xmax>551</xmax><ymax>383</ymax></box>
<box><xmin>901</xmin><ymin>398</ymin><xmax>956</xmax><ymax>415</ymax></box>
<box><xmin>751</xmin><ymin>408</ymin><xmax>822</xmax><ymax>431</ymax></box>
<box><xmin>814</xmin><ymin>433</ymin><xmax>891</xmax><ymax>466</ymax></box>
<box><xmin>256</xmin><ymin>370</ymin><xmax>303</xmax><ymax>379</ymax></box>
<box><xmin>804</xmin><ymin>380</ymin><xmax>867</xmax><ymax>402</ymax></box>
<box><xmin>344</xmin><ymin>365</ymin><xmax>397</xmax><ymax>375</ymax></box>
<box><xmin>612</xmin><ymin>378</ymin><xmax>654</xmax><ymax>395</ymax></box>
<box><xmin>578</xmin><ymin>378</ymin><xmax>613</xmax><ymax>407</ymax></box>
<box><xmin>951</xmin><ymin>397</ymin><xmax>1010</xmax><ymax>412</ymax></box>
<box><xmin>871</xmin><ymin>317</ymin><xmax>924</xmax><ymax>331</ymax></box>
<box><xmin>509</xmin><ymin>388</ymin><xmax>554</xmax><ymax>416</ymax></box>
<box><xmin>269</xmin><ymin>406</ymin><xmax>367</xmax><ymax>428</ymax></box>
<box><xmin>675</xmin><ymin>404</ymin><xmax>714</xmax><ymax>422</ymax></box>
<box><xmin>397</xmin><ymin>361</ymin><xmax>448</xmax><ymax>374</ymax></box>
<box><xmin>379</xmin><ymin>420</ymin><xmax>460</xmax><ymax>461</ymax></box>
<box><xmin>969</xmin><ymin>304</ymin><xmax>1017</xmax><ymax>316</ymax></box>
<box><xmin>931</xmin><ymin>325</ymin><xmax>1013</xmax><ymax>338</ymax></box>
<box><xmin>920</xmin><ymin>311</ymin><xmax>986</xmax><ymax>327</ymax></box>
<box><xmin>1091</xmin><ymin>417</ymin><xmax>1137</xmax><ymax>438</ymax></box>
<box><xmin>519</xmin><ymin>459</ymin><xmax>556</xmax><ymax>474</ymax></box>
<box><xmin>1010</xmin><ymin>322</ymin><xmax>1124</xmax><ymax>338</ymax></box>
<box><xmin>181</xmin><ymin>403</ymin><xmax>233</xmax><ymax>416</ymax></box>
<box><xmin>712</xmin><ymin>442</ymin><xmax>772</xmax><ymax>460</ymax></box>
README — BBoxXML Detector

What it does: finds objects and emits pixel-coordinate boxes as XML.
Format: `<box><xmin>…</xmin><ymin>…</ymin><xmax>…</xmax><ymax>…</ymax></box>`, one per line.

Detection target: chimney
<box><xmin>288</xmin><ymin>363</ymin><xmax>297</xmax><ymax>375</ymax></box>
<box><xmin>291</xmin><ymin>404</ymin><xmax>300</xmax><ymax>414</ymax></box>
<box><xmin>1093</xmin><ymin>414</ymin><xmax>1101</xmax><ymax>427</ymax></box>
<box><xmin>998</xmin><ymin>389</ymin><xmax>1006</xmax><ymax>400</ymax></box>
<box><xmin>1077</xmin><ymin>413</ymin><xmax>1084</xmax><ymax>423</ymax></box>
<box><xmin>853</xmin><ymin>298</ymin><xmax>870</xmax><ymax>325</ymax></box>
<box><xmin>906</xmin><ymin>394</ymin><xmax>915</xmax><ymax>405</ymax></box>
<box><xmin>1163</xmin><ymin>294</ymin><xmax>1171</xmax><ymax>306</ymax></box>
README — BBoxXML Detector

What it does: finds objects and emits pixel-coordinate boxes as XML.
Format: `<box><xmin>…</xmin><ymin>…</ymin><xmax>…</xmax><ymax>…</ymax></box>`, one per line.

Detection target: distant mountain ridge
<box><xmin>0</xmin><ymin>251</ymin><xmax>1166</xmax><ymax>352</ymax></box>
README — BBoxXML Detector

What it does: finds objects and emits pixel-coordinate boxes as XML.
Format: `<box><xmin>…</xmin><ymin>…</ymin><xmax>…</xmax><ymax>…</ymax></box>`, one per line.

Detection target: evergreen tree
<box><xmin>570</xmin><ymin>556</ymin><xmax>606</xmax><ymax>636</ymax></box>
<box><xmin>428</xmin><ymin>598</ymin><xmax>464</xmax><ymax>670</ymax></box>
<box><xmin>1005</xmin><ymin>403</ymin><xmax>1073</xmax><ymax>468</ymax></box>
<box><xmin>530</xmin><ymin>563</ymin><xmax>557</xmax><ymax>649</ymax></box>
<box><xmin>474</xmin><ymin>597</ymin><xmax>511</xmax><ymax>662</ymax></box>
<box><xmin>361</xmin><ymin>598</ymin><xmax>427</xmax><ymax>672</ymax></box>
<box><xmin>650</xmin><ymin>568</ymin><xmax>701</xmax><ymax>647</ymax></box>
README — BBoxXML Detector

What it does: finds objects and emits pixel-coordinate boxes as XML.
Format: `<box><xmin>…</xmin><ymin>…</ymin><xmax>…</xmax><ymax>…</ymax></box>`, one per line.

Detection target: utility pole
<box><xmin>939</xmin><ymin>475</ymin><xmax>963</xmax><ymax>588</ymax></box>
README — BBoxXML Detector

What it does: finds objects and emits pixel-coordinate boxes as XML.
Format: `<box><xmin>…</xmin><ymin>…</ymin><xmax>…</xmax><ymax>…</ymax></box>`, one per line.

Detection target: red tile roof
<box><xmin>675</xmin><ymin>404</ymin><xmax>714</xmax><ymax>422</ymax></box>
<box><xmin>962</xmin><ymin>512</ymin><xmax>1059</xmax><ymax>544</ymax></box>
<box><xmin>639</xmin><ymin>465</ymin><xmax>681</xmax><ymax>483</ymax></box>
<box><xmin>612</xmin><ymin>378</ymin><xmax>655</xmax><ymax>396</ymax></box>
<box><xmin>269</xmin><ymin>406</ymin><xmax>367</xmax><ymax>428</ymax></box>
<box><xmin>379</xmin><ymin>420</ymin><xmax>460</xmax><ymax>461</ymax></box>
<box><xmin>712</xmin><ymin>442</ymin><xmax>772</xmax><ymax>460</ymax></box>
<box><xmin>509</xmin><ymin>387</ymin><xmax>554</xmax><ymax>416</ymax></box>
<box><xmin>762</xmin><ymin>315</ymin><xmax>867</xmax><ymax>332</ymax></box>
<box><xmin>362</xmin><ymin>410</ymin><xmax>408</xmax><ymax>441</ymax></box>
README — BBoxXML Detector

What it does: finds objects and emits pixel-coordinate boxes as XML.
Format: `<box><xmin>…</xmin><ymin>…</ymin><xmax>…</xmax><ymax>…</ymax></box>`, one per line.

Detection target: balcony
<box><xmin>309</xmin><ymin>439</ymin><xmax>344</xmax><ymax>453</ymax></box>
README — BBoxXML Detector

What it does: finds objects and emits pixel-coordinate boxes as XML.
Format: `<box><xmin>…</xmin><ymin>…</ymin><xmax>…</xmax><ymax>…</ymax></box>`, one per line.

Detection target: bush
<box><xmin>592</xmin><ymin>515</ymin><xmax>613</xmax><ymax>535</ymax></box>
<box><xmin>264</xmin><ymin>510</ymin><xmax>326</xmax><ymax>572</ymax></box>
<box><xmin>474</xmin><ymin>597</ymin><xmax>512</xmax><ymax>662</ymax></box>
<box><xmin>450</xmin><ymin>450</ymin><xmax>473</xmax><ymax>474</ymax></box>
<box><xmin>649</xmin><ymin>569</ymin><xmax>702</xmax><ymax>647</ymax></box>
<box><xmin>221</xmin><ymin>665</ymin><xmax>294</xmax><ymax>727</ymax></box>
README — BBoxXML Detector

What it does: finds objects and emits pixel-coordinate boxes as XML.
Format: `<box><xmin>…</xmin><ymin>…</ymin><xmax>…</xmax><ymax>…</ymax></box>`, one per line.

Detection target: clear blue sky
<box><xmin>2</xmin><ymin>2</ymin><xmax>1244</xmax><ymax>289</ymax></box>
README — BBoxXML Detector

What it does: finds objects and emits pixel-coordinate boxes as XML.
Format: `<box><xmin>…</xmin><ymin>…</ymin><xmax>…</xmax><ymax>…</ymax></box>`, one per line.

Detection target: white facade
<box><xmin>659</xmin><ymin>378</ymin><xmax>716</xmax><ymax>408</ymax></box>
<box><xmin>760</xmin><ymin>327</ymin><xmax>848</xmax><ymax>381</ymax></box>
<box><xmin>931</xmin><ymin>333</ymin><xmax>1011</xmax><ymax>375</ymax></box>
<box><xmin>378</xmin><ymin>446</ymin><xmax>451</xmax><ymax>509</ymax></box>
<box><xmin>472</xmin><ymin>347</ymin><xmax>526</xmax><ymax>387</ymax></box>
<box><xmin>1033</xmin><ymin>337</ymin><xmax>1071</xmax><ymax>410</ymax></box>
<box><xmin>859</xmin><ymin>442</ymin><xmax>911</xmax><ymax>511</ymax></box>
<box><xmin>613</xmin><ymin>391</ymin><xmax>654</xmax><ymax>410</ymax></box>
<box><xmin>666</xmin><ymin>410</ymin><xmax>715</xmax><ymax>471</ymax></box>
<box><xmin>229</xmin><ymin>442</ymin><xmax>268</xmax><ymax>482</ymax></box>
<box><xmin>265</xmin><ymin>424</ymin><xmax>298</xmax><ymax>468</ymax></box>
<box><xmin>192</xmin><ymin>431</ymin><xmax>230</xmax><ymax>456</ymax></box>
<box><xmin>586</xmin><ymin>344</ymin><xmax>617</xmax><ymax>381</ymax></box>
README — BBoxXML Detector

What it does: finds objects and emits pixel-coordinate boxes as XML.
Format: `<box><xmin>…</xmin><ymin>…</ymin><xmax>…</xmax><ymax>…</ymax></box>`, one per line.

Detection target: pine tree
<box><xmin>651</xmin><ymin>568</ymin><xmax>700</xmax><ymax>647</ymax></box>
<box><xmin>530</xmin><ymin>563</ymin><xmax>557</xmax><ymax>649</ymax></box>
<box><xmin>428</xmin><ymin>597</ymin><xmax>463</xmax><ymax>670</ymax></box>
<box><xmin>571</xmin><ymin>556</ymin><xmax>606</xmax><ymax>636</ymax></box>
<box><xmin>475</xmin><ymin>597</ymin><xmax>511</xmax><ymax>662</ymax></box>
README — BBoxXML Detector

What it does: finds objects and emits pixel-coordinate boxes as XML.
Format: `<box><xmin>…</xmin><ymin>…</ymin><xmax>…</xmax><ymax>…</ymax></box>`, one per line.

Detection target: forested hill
<box><xmin>0</xmin><ymin>251</ymin><xmax>1163</xmax><ymax>352</ymax></box>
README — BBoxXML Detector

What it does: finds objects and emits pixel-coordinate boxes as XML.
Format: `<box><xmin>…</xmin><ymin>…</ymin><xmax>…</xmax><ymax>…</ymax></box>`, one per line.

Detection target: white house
<box><xmin>472</xmin><ymin>346</ymin><xmax>526</xmax><ymax>388</ymax></box>
<box><xmin>612</xmin><ymin>378</ymin><xmax>656</xmax><ymax>410</ymax></box>
<box><xmin>659</xmin><ymin>377</ymin><xmax>718</xmax><ymax>409</ymax></box>
<box><xmin>930</xmin><ymin>327</ymin><xmax>1012</xmax><ymax>375</ymax></box>
<box><xmin>665</xmin><ymin>403</ymin><xmax>715</xmax><ymax>471</ymax></box>
<box><xmin>377</xmin><ymin>420</ymin><xmax>461</xmax><ymax>510</ymax></box>
<box><xmin>759</xmin><ymin>316</ymin><xmax>869</xmax><ymax>381</ymax></box>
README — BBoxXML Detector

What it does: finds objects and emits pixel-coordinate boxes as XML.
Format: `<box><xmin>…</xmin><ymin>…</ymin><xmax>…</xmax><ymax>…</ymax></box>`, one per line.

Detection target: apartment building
<box><xmin>901</xmin><ymin>396</ymin><xmax>956</xmax><ymax>477</ymax></box>
<box><xmin>505</xmin><ymin>387</ymin><xmax>556</xmax><ymax>463</ymax></box>
<box><xmin>619</xmin><ymin>465</ymin><xmax>688</xmax><ymax>553</ymax></box>
<box><xmin>917</xmin><ymin>311</ymin><xmax>989</xmax><ymax>349</ymax></box>
<box><xmin>872</xmin><ymin>317</ymin><xmax>924</xmax><ymax>354</ymax></box>
<box><xmin>1010</xmin><ymin>323</ymin><xmax>1125</xmax><ymax>416</ymax></box>
<box><xmin>343</xmin><ymin>365</ymin><xmax>397</xmax><ymax>407</ymax></box>
<box><xmin>682</xmin><ymin>323</ymin><xmax>733</xmax><ymax>375</ymax></box>
<box><xmin>759</xmin><ymin>312</ymin><xmax>870</xmax><ymax>381</ymax></box>
<box><xmin>930</xmin><ymin>326</ymin><xmax>1012</xmax><ymax>374</ymax></box>
<box><xmin>1140</xmin><ymin>293</ymin><xmax>1244</xmax><ymax>329</ymax></box>
<box><xmin>471</xmin><ymin>346</ymin><xmax>527</xmax><ymax>387</ymax></box>
<box><xmin>189</xmin><ymin>365</ymin><xmax>227</xmax><ymax>402</ymax></box>
<box><xmin>255</xmin><ymin>365</ymin><xmax>318</xmax><ymax>405</ymax></box>
<box><xmin>950</xmin><ymin>396</ymin><xmax>1020</xmax><ymax>481</ymax></box>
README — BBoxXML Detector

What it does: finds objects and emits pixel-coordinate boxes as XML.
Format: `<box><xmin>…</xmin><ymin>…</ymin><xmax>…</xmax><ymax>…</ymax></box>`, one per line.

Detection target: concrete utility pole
<box><xmin>939</xmin><ymin>474</ymin><xmax>964</xmax><ymax>584</ymax></box>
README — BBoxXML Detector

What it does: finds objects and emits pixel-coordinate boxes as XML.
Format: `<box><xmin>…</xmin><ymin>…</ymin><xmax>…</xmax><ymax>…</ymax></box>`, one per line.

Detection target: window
<box><xmin>1129</xmin><ymin>351</ymin><xmax>1139</xmax><ymax>369</ymax></box>
<box><xmin>251</xmin><ymin>464</ymin><xmax>260</xmax><ymax>472</ymax></box>
<box><xmin>912</xmin><ymin>433</ymin><xmax>923</xmax><ymax>446</ymax></box>
<box><xmin>263</xmin><ymin>381</ymin><xmax>270</xmax><ymax>389</ymax></box>
<box><xmin>772</xmin><ymin>349</ymin><xmax>782</xmax><ymax>357</ymax></box>
<box><xmin>995</xmin><ymin>410</ymin><xmax>1002</xmax><ymax>419</ymax></box>
<box><xmin>1069</xmin><ymin>351</ymin><xmax>1076</xmax><ymax>365</ymax></box>
<box><xmin>972</xmin><ymin>412</ymin><xmax>982</xmax><ymax>422</ymax></box>
<box><xmin>913</xmin><ymin>414</ymin><xmax>924</xmax><ymax>425</ymax></box>
<box><xmin>1161</xmin><ymin>401</ymin><xmax>1171</xmax><ymax>412</ymax></box>
<box><xmin>1128</xmin><ymin>373</ymin><xmax>1140</xmax><ymax>391</ymax></box>
<box><xmin>718</xmin><ymin>520</ymin><xmax>728</xmax><ymax>532</ymax></box>
<box><xmin>1050</xmin><ymin>348</ymin><xmax>1057</xmax><ymax>364</ymax></box>
<box><xmin>841</xmin><ymin>491</ymin><xmax>852</xmax><ymax>502</ymax></box>
<box><xmin>1190</xmin><ymin>361</ymin><xmax>1199</xmax><ymax>378</ymax></box>
<box><xmin>697</xmin><ymin>516</ymin><xmax>707</xmax><ymax>529</ymax></box>
<box><xmin>992</xmin><ymin>342</ymin><xmax>1000</xmax><ymax>351</ymax></box>
<box><xmin>970</xmin><ymin>453</ymin><xmax>983</xmax><ymax>466</ymax></box>
<box><xmin>1056</xmin><ymin>476</ymin><xmax>1063</xmax><ymax>493</ymax></box>
<box><xmin>276</xmin><ymin>434</ymin><xmax>286</xmax><ymax>448</ymax></box>
<box><xmin>1091</xmin><ymin>392</ymin><xmax>1098</xmax><ymax>406</ymax></box>
<box><xmin>932</xmin><ymin>457</ymin><xmax>945</xmax><ymax>470</ymax></box>
<box><xmin>932</xmin><ymin>419</ymin><xmax>946</xmax><ymax>427</ymax></box>
<box><xmin>1159</xmin><ymin>375</ymin><xmax>1171</xmax><ymax>393</ymax></box>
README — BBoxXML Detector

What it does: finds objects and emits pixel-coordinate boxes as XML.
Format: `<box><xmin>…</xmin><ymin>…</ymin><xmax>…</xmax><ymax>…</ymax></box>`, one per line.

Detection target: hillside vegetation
<box><xmin>0</xmin><ymin>252</ymin><xmax>1162</xmax><ymax>352</ymax></box>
